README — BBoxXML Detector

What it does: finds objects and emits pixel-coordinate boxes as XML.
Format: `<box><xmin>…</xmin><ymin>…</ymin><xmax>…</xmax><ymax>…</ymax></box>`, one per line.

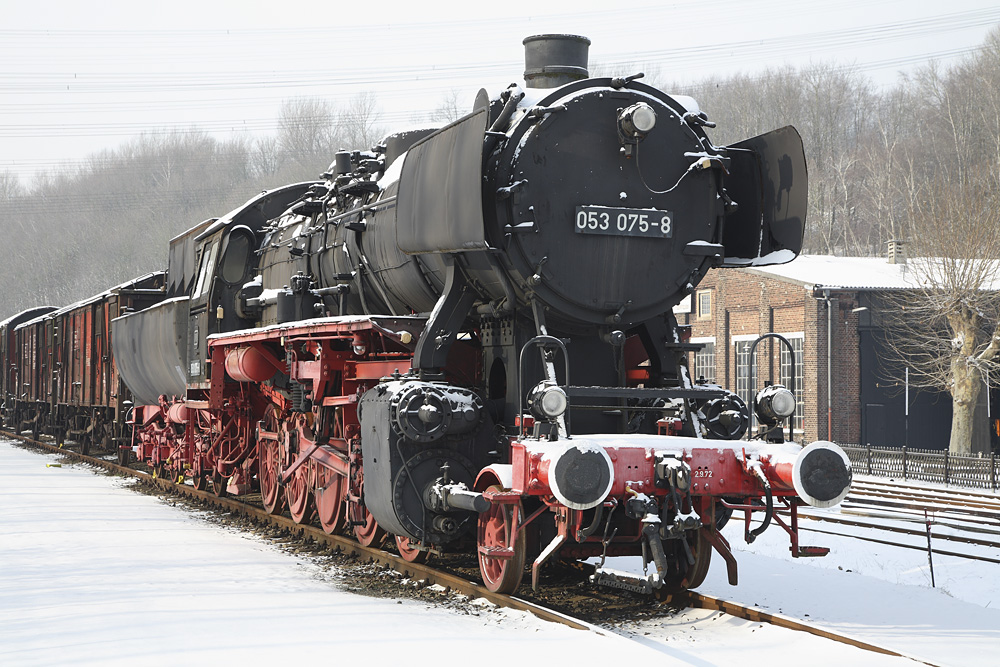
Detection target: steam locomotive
<box><xmin>1</xmin><ymin>35</ymin><xmax>852</xmax><ymax>596</ymax></box>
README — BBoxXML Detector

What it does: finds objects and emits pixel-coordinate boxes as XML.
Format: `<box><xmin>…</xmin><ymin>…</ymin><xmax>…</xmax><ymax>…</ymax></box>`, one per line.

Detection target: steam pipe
<box><xmin>489</xmin><ymin>86</ymin><xmax>525</xmax><ymax>133</ymax></box>
<box><xmin>433</xmin><ymin>484</ymin><xmax>490</xmax><ymax>513</ymax></box>
<box><xmin>827</xmin><ymin>291</ymin><xmax>833</xmax><ymax>439</ymax></box>
<box><xmin>483</xmin><ymin>85</ymin><xmax>525</xmax><ymax>156</ymax></box>
<box><xmin>575</xmin><ymin>503</ymin><xmax>604</xmax><ymax>541</ymax></box>
<box><xmin>747</xmin><ymin>466</ymin><xmax>773</xmax><ymax>543</ymax></box>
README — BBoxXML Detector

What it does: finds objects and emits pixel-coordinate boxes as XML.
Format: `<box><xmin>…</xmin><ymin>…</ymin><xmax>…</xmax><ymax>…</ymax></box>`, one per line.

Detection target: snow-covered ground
<box><xmin>1</xmin><ymin>440</ymin><xmax>994</xmax><ymax>666</ymax></box>
<box><xmin>597</xmin><ymin>478</ymin><xmax>1000</xmax><ymax>666</ymax></box>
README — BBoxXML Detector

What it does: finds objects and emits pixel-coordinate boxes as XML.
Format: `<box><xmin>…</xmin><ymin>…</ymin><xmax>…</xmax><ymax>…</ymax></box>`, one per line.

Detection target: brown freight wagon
<box><xmin>1</xmin><ymin>306</ymin><xmax>57</xmax><ymax>431</ymax></box>
<box><xmin>12</xmin><ymin>309</ymin><xmax>54</xmax><ymax>439</ymax></box>
<box><xmin>9</xmin><ymin>272</ymin><xmax>167</xmax><ymax>451</ymax></box>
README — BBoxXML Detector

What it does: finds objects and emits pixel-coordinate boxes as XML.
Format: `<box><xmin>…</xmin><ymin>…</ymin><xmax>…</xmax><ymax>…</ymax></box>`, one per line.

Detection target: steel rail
<box><xmin>846</xmin><ymin>496</ymin><xmax>1000</xmax><ymax>519</ymax></box>
<box><xmin>793</xmin><ymin>510</ymin><xmax>1000</xmax><ymax>549</ymax></box>
<box><xmin>794</xmin><ymin>527</ymin><xmax>1000</xmax><ymax>564</ymax></box>
<box><xmin>841</xmin><ymin>501</ymin><xmax>1000</xmax><ymax>526</ymax></box>
<box><xmin>685</xmin><ymin>593</ymin><xmax>938</xmax><ymax>666</ymax></box>
<box><xmin>736</xmin><ymin>507</ymin><xmax>1000</xmax><ymax>564</ymax></box>
<box><xmin>835</xmin><ymin>507</ymin><xmax>1000</xmax><ymax>537</ymax></box>
<box><xmin>848</xmin><ymin>481</ymin><xmax>1000</xmax><ymax>511</ymax></box>
<box><xmin>749</xmin><ymin>477</ymin><xmax>1000</xmax><ymax>564</ymax></box>
<box><xmin>851</xmin><ymin>484</ymin><xmax>1000</xmax><ymax>504</ymax></box>
<box><xmin>850</xmin><ymin>478</ymin><xmax>1000</xmax><ymax>498</ymax></box>
<box><xmin>843</xmin><ymin>496</ymin><xmax>1000</xmax><ymax>521</ymax></box>
<box><xmin>2</xmin><ymin>428</ymin><xmax>934</xmax><ymax>663</ymax></box>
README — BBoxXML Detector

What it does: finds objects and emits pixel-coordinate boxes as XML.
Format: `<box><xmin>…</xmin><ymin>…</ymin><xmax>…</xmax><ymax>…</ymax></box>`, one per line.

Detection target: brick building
<box><xmin>675</xmin><ymin>254</ymin><xmax>996</xmax><ymax>450</ymax></box>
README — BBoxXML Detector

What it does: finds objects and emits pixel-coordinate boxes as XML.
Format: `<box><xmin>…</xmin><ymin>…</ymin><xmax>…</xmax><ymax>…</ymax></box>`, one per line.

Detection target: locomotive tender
<box><xmin>2</xmin><ymin>35</ymin><xmax>852</xmax><ymax>595</ymax></box>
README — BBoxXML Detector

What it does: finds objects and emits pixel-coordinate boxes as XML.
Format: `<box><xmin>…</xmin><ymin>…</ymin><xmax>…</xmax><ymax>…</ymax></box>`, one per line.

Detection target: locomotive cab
<box><xmin>184</xmin><ymin>184</ymin><xmax>312</xmax><ymax>385</ymax></box>
<box><xmin>111</xmin><ymin>183</ymin><xmax>311</xmax><ymax>398</ymax></box>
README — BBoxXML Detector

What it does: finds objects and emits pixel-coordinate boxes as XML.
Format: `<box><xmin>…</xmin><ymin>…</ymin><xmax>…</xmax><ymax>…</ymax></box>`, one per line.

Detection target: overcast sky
<box><xmin>2</xmin><ymin>0</ymin><xmax>998</xmax><ymax>185</ymax></box>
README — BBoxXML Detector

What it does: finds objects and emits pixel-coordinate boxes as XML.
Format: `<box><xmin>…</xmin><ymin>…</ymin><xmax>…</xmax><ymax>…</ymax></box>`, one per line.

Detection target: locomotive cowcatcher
<box><xmin>100</xmin><ymin>34</ymin><xmax>852</xmax><ymax>595</ymax></box>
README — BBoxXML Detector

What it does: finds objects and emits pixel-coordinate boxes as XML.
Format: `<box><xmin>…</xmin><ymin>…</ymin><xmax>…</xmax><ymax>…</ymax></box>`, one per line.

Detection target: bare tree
<box><xmin>431</xmin><ymin>88</ymin><xmax>467</xmax><ymax>124</ymax></box>
<box><xmin>0</xmin><ymin>170</ymin><xmax>22</xmax><ymax>201</ymax></box>
<box><xmin>854</xmin><ymin>87</ymin><xmax>914</xmax><ymax>253</ymax></box>
<box><xmin>887</xmin><ymin>179</ymin><xmax>1000</xmax><ymax>453</ymax></box>
<box><xmin>249</xmin><ymin>135</ymin><xmax>282</xmax><ymax>178</ymax></box>
<box><xmin>278</xmin><ymin>97</ymin><xmax>338</xmax><ymax>168</ymax></box>
<box><xmin>892</xmin><ymin>31</ymin><xmax>1000</xmax><ymax>455</ymax></box>
<box><xmin>686</xmin><ymin>65</ymin><xmax>874</xmax><ymax>255</ymax></box>
<box><xmin>337</xmin><ymin>91</ymin><xmax>386</xmax><ymax>151</ymax></box>
<box><xmin>881</xmin><ymin>168</ymin><xmax>1000</xmax><ymax>455</ymax></box>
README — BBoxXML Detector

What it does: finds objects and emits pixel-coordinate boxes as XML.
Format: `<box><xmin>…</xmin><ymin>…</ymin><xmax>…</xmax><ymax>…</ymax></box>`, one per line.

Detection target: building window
<box><xmin>691</xmin><ymin>338</ymin><xmax>715</xmax><ymax>384</ymax></box>
<box><xmin>697</xmin><ymin>290</ymin><xmax>712</xmax><ymax>318</ymax></box>
<box><xmin>735</xmin><ymin>339</ymin><xmax>755</xmax><ymax>411</ymax></box>
<box><xmin>780</xmin><ymin>335</ymin><xmax>805</xmax><ymax>432</ymax></box>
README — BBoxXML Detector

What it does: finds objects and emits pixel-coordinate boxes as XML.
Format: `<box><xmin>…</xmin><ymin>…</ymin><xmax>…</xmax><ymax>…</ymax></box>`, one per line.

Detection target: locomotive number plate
<box><xmin>574</xmin><ymin>206</ymin><xmax>673</xmax><ymax>238</ymax></box>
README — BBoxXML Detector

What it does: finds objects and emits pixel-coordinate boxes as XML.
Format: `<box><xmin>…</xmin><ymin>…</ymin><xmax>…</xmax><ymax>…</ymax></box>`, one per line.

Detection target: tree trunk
<box><xmin>949</xmin><ymin>364</ymin><xmax>980</xmax><ymax>454</ymax></box>
<box><xmin>972</xmin><ymin>386</ymin><xmax>991</xmax><ymax>456</ymax></box>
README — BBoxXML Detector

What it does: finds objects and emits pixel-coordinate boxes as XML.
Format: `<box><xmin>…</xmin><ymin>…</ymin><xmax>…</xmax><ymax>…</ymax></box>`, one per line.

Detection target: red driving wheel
<box><xmin>257</xmin><ymin>406</ymin><xmax>285</xmax><ymax>515</ymax></box>
<box><xmin>285</xmin><ymin>460</ymin><xmax>314</xmax><ymax>524</ymax></box>
<box><xmin>477</xmin><ymin>485</ymin><xmax>526</xmax><ymax>594</ymax></box>
<box><xmin>395</xmin><ymin>535</ymin><xmax>429</xmax><ymax>563</ymax></box>
<box><xmin>350</xmin><ymin>481</ymin><xmax>386</xmax><ymax>548</ymax></box>
<box><xmin>316</xmin><ymin>466</ymin><xmax>347</xmax><ymax>535</ymax></box>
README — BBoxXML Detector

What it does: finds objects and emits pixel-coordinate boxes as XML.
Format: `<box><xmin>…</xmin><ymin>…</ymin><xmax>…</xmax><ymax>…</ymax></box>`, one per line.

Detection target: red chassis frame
<box><xmin>474</xmin><ymin>431</ymin><xmax>830</xmax><ymax>593</ymax></box>
<box><xmin>128</xmin><ymin>316</ymin><xmax>452</xmax><ymax>534</ymax></box>
<box><xmin>127</xmin><ymin>315</ymin><xmax>832</xmax><ymax>594</ymax></box>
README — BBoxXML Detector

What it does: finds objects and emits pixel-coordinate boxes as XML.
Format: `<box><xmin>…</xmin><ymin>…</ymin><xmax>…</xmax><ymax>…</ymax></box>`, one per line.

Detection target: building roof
<box><xmin>741</xmin><ymin>255</ymin><xmax>1000</xmax><ymax>292</ymax></box>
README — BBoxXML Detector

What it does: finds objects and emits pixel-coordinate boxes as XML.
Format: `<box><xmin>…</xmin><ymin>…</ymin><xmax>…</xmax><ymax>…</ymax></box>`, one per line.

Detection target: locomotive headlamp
<box><xmin>352</xmin><ymin>334</ymin><xmax>367</xmax><ymax>356</ymax></box>
<box><xmin>618</xmin><ymin>102</ymin><xmax>657</xmax><ymax>138</ymax></box>
<box><xmin>755</xmin><ymin>384</ymin><xmax>796</xmax><ymax>423</ymax></box>
<box><xmin>527</xmin><ymin>381</ymin><xmax>568</xmax><ymax>420</ymax></box>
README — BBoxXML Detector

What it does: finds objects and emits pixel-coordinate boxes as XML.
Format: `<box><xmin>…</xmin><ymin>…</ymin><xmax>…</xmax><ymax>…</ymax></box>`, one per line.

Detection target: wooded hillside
<box><xmin>2</xmin><ymin>28</ymin><xmax>998</xmax><ymax>318</ymax></box>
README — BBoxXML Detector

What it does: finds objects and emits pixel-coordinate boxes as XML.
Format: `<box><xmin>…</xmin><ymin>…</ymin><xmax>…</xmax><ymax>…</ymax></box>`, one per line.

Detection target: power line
<box><xmin>0</xmin><ymin>42</ymin><xmax>984</xmax><ymax>141</ymax></box>
<box><xmin>2</xmin><ymin>8</ymin><xmax>995</xmax><ymax>94</ymax></box>
<box><xmin>2</xmin><ymin>4</ymin><xmax>995</xmax><ymax>181</ymax></box>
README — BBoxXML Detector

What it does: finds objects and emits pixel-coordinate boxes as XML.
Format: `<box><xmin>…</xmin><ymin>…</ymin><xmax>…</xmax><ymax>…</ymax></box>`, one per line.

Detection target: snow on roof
<box><xmin>14</xmin><ymin>310</ymin><xmax>57</xmax><ymax>331</ymax></box>
<box><xmin>169</xmin><ymin>217</ymin><xmax>216</xmax><ymax>245</ymax></box>
<box><xmin>195</xmin><ymin>182</ymin><xmax>314</xmax><ymax>242</ymax></box>
<box><xmin>12</xmin><ymin>272</ymin><xmax>166</xmax><ymax>331</ymax></box>
<box><xmin>0</xmin><ymin>306</ymin><xmax>56</xmax><ymax>331</ymax></box>
<box><xmin>380</xmin><ymin>124</ymin><xmax>442</xmax><ymax>140</ymax></box>
<box><xmin>742</xmin><ymin>255</ymin><xmax>1000</xmax><ymax>291</ymax></box>
<box><xmin>206</xmin><ymin>314</ymin><xmax>427</xmax><ymax>341</ymax></box>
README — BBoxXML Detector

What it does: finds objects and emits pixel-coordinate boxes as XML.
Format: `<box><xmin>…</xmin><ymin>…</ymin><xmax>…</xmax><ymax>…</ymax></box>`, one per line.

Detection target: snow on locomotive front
<box><xmin>284</xmin><ymin>34</ymin><xmax>851</xmax><ymax>594</ymax></box>
<box><xmin>110</xmin><ymin>33</ymin><xmax>852</xmax><ymax>597</ymax></box>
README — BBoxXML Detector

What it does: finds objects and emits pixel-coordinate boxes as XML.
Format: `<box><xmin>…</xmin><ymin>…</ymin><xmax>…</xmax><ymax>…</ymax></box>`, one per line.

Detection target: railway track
<box><xmin>847</xmin><ymin>478</ymin><xmax>1000</xmax><ymax>517</ymax></box>
<box><xmin>776</xmin><ymin>476</ymin><xmax>1000</xmax><ymax>564</ymax></box>
<box><xmin>1</xmin><ymin>428</ymin><xmax>937</xmax><ymax>665</ymax></box>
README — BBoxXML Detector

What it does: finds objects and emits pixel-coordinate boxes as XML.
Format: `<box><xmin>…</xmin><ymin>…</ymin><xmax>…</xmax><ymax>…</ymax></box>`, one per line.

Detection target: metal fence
<box><xmin>842</xmin><ymin>445</ymin><xmax>999</xmax><ymax>491</ymax></box>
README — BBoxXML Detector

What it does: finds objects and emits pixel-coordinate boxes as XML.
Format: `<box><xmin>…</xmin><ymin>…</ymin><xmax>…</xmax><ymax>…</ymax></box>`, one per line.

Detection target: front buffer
<box><xmin>474</xmin><ymin>433</ymin><xmax>852</xmax><ymax>595</ymax></box>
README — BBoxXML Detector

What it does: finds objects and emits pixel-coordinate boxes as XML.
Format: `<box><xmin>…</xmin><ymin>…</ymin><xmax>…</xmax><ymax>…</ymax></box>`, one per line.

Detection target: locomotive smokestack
<box><xmin>523</xmin><ymin>34</ymin><xmax>591</xmax><ymax>89</ymax></box>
